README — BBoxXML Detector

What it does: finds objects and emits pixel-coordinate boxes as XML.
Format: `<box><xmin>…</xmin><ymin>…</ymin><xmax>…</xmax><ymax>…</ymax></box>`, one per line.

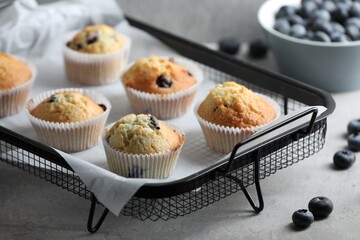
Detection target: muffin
<box><xmin>122</xmin><ymin>55</ymin><xmax>203</xmax><ymax>119</ymax></box>
<box><xmin>63</xmin><ymin>24</ymin><xmax>131</xmax><ymax>85</ymax></box>
<box><xmin>103</xmin><ymin>114</ymin><xmax>186</xmax><ymax>179</ymax></box>
<box><xmin>26</xmin><ymin>89</ymin><xmax>111</xmax><ymax>152</ymax></box>
<box><xmin>195</xmin><ymin>81</ymin><xmax>280</xmax><ymax>153</ymax></box>
<box><xmin>0</xmin><ymin>53</ymin><xmax>36</xmax><ymax>117</ymax></box>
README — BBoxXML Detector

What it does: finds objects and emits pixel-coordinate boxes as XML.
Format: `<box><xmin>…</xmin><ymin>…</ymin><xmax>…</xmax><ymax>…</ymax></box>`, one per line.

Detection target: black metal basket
<box><xmin>0</xmin><ymin>17</ymin><xmax>335</xmax><ymax>233</ymax></box>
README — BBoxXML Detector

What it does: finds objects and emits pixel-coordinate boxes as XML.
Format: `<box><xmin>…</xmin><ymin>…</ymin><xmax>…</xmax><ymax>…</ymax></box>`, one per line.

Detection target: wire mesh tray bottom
<box><xmin>0</xmin><ymin>118</ymin><xmax>326</xmax><ymax>221</ymax></box>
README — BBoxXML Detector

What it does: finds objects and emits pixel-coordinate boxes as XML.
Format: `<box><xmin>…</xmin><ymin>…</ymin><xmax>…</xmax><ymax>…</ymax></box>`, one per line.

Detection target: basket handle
<box><xmin>221</xmin><ymin>106</ymin><xmax>318</xmax><ymax>174</ymax></box>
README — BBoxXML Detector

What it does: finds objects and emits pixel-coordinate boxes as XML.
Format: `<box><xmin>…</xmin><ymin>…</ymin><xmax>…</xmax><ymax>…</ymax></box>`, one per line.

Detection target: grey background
<box><xmin>117</xmin><ymin>0</ymin><xmax>265</xmax><ymax>43</ymax></box>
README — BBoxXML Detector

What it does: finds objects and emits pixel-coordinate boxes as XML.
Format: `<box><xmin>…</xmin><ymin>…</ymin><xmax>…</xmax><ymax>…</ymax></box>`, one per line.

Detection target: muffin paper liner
<box><xmin>63</xmin><ymin>33</ymin><xmax>131</xmax><ymax>86</ymax></box>
<box><xmin>102</xmin><ymin>122</ymin><xmax>186</xmax><ymax>179</ymax></box>
<box><xmin>25</xmin><ymin>88</ymin><xmax>111</xmax><ymax>152</ymax></box>
<box><xmin>194</xmin><ymin>94</ymin><xmax>281</xmax><ymax>154</ymax></box>
<box><xmin>0</xmin><ymin>58</ymin><xmax>37</xmax><ymax>118</ymax></box>
<box><xmin>122</xmin><ymin>57</ymin><xmax>204</xmax><ymax>119</ymax></box>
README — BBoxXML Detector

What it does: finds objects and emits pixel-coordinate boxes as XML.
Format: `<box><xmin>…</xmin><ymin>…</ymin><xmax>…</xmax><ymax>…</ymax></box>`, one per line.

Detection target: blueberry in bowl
<box><xmin>257</xmin><ymin>0</ymin><xmax>360</xmax><ymax>92</ymax></box>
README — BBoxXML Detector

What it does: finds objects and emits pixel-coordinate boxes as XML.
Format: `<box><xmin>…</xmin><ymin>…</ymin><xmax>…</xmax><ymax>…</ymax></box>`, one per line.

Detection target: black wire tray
<box><xmin>0</xmin><ymin>16</ymin><xmax>335</xmax><ymax>233</ymax></box>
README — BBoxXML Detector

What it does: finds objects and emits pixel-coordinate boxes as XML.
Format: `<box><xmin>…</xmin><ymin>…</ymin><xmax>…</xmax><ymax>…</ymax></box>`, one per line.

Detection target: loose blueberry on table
<box><xmin>333</xmin><ymin>150</ymin><xmax>356</xmax><ymax>169</ymax></box>
<box><xmin>274</xmin><ymin>0</ymin><xmax>360</xmax><ymax>42</ymax></box>
<box><xmin>248</xmin><ymin>39</ymin><xmax>269</xmax><ymax>58</ymax></box>
<box><xmin>347</xmin><ymin>119</ymin><xmax>360</xmax><ymax>134</ymax></box>
<box><xmin>218</xmin><ymin>37</ymin><xmax>240</xmax><ymax>55</ymax></box>
<box><xmin>292</xmin><ymin>209</ymin><xmax>314</xmax><ymax>228</ymax></box>
<box><xmin>308</xmin><ymin>196</ymin><xmax>334</xmax><ymax>219</ymax></box>
<box><xmin>347</xmin><ymin>132</ymin><xmax>360</xmax><ymax>151</ymax></box>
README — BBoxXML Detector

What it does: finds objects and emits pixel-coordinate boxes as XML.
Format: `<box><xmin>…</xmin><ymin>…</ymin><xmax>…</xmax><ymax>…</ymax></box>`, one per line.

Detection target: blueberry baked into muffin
<box><xmin>121</xmin><ymin>55</ymin><xmax>203</xmax><ymax>119</ymax></box>
<box><xmin>0</xmin><ymin>53</ymin><xmax>36</xmax><ymax>117</ymax></box>
<box><xmin>26</xmin><ymin>89</ymin><xmax>111</xmax><ymax>152</ymax></box>
<box><xmin>195</xmin><ymin>81</ymin><xmax>280</xmax><ymax>153</ymax></box>
<box><xmin>64</xmin><ymin>24</ymin><xmax>131</xmax><ymax>85</ymax></box>
<box><xmin>103</xmin><ymin>114</ymin><xmax>186</xmax><ymax>178</ymax></box>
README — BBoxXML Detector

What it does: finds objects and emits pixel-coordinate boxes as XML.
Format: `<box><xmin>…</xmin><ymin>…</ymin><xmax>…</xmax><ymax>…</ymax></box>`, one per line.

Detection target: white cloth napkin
<box><xmin>0</xmin><ymin>0</ymin><xmax>123</xmax><ymax>56</ymax></box>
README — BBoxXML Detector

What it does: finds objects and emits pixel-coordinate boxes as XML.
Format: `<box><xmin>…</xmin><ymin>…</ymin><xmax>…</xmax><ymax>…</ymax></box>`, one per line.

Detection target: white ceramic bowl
<box><xmin>258</xmin><ymin>0</ymin><xmax>360</xmax><ymax>92</ymax></box>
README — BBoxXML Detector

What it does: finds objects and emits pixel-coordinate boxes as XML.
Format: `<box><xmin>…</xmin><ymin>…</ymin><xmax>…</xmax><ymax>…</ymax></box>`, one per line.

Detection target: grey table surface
<box><xmin>2</xmin><ymin>1</ymin><xmax>360</xmax><ymax>239</ymax></box>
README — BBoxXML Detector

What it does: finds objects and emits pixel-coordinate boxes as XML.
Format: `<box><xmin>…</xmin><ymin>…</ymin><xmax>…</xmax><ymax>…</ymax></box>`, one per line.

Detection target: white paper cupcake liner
<box><xmin>195</xmin><ymin>94</ymin><xmax>281</xmax><ymax>154</ymax></box>
<box><xmin>0</xmin><ymin>58</ymin><xmax>37</xmax><ymax>117</ymax></box>
<box><xmin>63</xmin><ymin>33</ymin><xmax>131</xmax><ymax>86</ymax></box>
<box><xmin>102</xmin><ymin>122</ymin><xmax>185</xmax><ymax>179</ymax></box>
<box><xmin>25</xmin><ymin>88</ymin><xmax>111</xmax><ymax>152</ymax></box>
<box><xmin>122</xmin><ymin>57</ymin><xmax>204</xmax><ymax>119</ymax></box>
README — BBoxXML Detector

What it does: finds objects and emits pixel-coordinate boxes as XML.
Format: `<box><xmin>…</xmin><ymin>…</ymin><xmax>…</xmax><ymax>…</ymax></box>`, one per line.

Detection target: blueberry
<box><xmin>304</xmin><ymin>30</ymin><xmax>314</xmax><ymax>40</ymax></box>
<box><xmin>290</xmin><ymin>24</ymin><xmax>307</xmax><ymax>38</ymax></box>
<box><xmin>345</xmin><ymin>17</ymin><xmax>360</xmax><ymax>29</ymax></box>
<box><xmin>311</xmin><ymin>9</ymin><xmax>331</xmax><ymax>22</ymax></box>
<box><xmin>276</xmin><ymin>6</ymin><xmax>297</xmax><ymax>19</ymax></box>
<box><xmin>248</xmin><ymin>39</ymin><xmax>268</xmax><ymax>58</ymax></box>
<box><xmin>332</xmin><ymin>4</ymin><xmax>349</xmax><ymax>23</ymax></box>
<box><xmin>292</xmin><ymin>209</ymin><xmax>314</xmax><ymax>228</ymax></box>
<box><xmin>149</xmin><ymin>116</ymin><xmax>160</xmax><ymax>130</ymax></box>
<box><xmin>76</xmin><ymin>43</ymin><xmax>83</xmax><ymax>50</ymax></box>
<box><xmin>331</xmin><ymin>22</ymin><xmax>345</xmax><ymax>34</ymax></box>
<box><xmin>288</xmin><ymin>14</ymin><xmax>306</xmax><ymax>25</ymax></box>
<box><xmin>218</xmin><ymin>37</ymin><xmax>240</xmax><ymax>55</ymax></box>
<box><xmin>311</xmin><ymin>19</ymin><xmax>333</xmax><ymax>35</ymax></box>
<box><xmin>128</xmin><ymin>166</ymin><xmax>144</xmax><ymax>178</ymax></box>
<box><xmin>98</xmin><ymin>104</ymin><xmax>107</xmax><ymax>112</ymax></box>
<box><xmin>301</xmin><ymin>0</ymin><xmax>323</xmax><ymax>7</ymax></box>
<box><xmin>308</xmin><ymin>196</ymin><xmax>333</xmax><ymax>219</ymax></box>
<box><xmin>350</xmin><ymin>2</ymin><xmax>360</xmax><ymax>17</ymax></box>
<box><xmin>348</xmin><ymin>119</ymin><xmax>360</xmax><ymax>134</ymax></box>
<box><xmin>331</xmin><ymin>32</ymin><xmax>350</xmax><ymax>42</ymax></box>
<box><xmin>299</xmin><ymin>1</ymin><xmax>318</xmax><ymax>18</ymax></box>
<box><xmin>322</xmin><ymin>1</ymin><xmax>336</xmax><ymax>13</ymax></box>
<box><xmin>274</xmin><ymin>18</ymin><xmax>291</xmax><ymax>35</ymax></box>
<box><xmin>156</xmin><ymin>75</ymin><xmax>173</xmax><ymax>88</ymax></box>
<box><xmin>333</xmin><ymin>150</ymin><xmax>356</xmax><ymax>169</ymax></box>
<box><xmin>48</xmin><ymin>94</ymin><xmax>57</xmax><ymax>103</ymax></box>
<box><xmin>312</xmin><ymin>31</ymin><xmax>331</xmax><ymax>42</ymax></box>
<box><xmin>86</xmin><ymin>33</ymin><xmax>98</xmax><ymax>44</ymax></box>
<box><xmin>348</xmin><ymin>132</ymin><xmax>360</xmax><ymax>151</ymax></box>
<box><xmin>345</xmin><ymin>24</ymin><xmax>360</xmax><ymax>40</ymax></box>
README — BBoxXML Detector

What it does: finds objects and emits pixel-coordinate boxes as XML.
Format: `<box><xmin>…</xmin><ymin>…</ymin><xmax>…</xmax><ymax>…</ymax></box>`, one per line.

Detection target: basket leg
<box><xmin>87</xmin><ymin>193</ymin><xmax>109</xmax><ymax>233</ymax></box>
<box><xmin>243</xmin><ymin>154</ymin><xmax>264</xmax><ymax>212</ymax></box>
<box><xmin>240</xmin><ymin>175</ymin><xmax>264</xmax><ymax>213</ymax></box>
<box><xmin>225</xmin><ymin>154</ymin><xmax>264</xmax><ymax>213</ymax></box>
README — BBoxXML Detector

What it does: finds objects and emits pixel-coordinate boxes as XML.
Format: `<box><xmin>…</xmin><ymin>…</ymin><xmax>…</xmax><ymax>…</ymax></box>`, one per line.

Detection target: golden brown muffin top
<box><xmin>105</xmin><ymin>114</ymin><xmax>185</xmax><ymax>154</ymax></box>
<box><xmin>0</xmin><ymin>53</ymin><xmax>32</xmax><ymax>90</ymax></box>
<box><xmin>30</xmin><ymin>91</ymin><xmax>104</xmax><ymax>123</ymax></box>
<box><xmin>67</xmin><ymin>25</ymin><xmax>126</xmax><ymax>54</ymax></box>
<box><xmin>197</xmin><ymin>81</ymin><xmax>276</xmax><ymax>128</ymax></box>
<box><xmin>122</xmin><ymin>56</ymin><xmax>197</xmax><ymax>94</ymax></box>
